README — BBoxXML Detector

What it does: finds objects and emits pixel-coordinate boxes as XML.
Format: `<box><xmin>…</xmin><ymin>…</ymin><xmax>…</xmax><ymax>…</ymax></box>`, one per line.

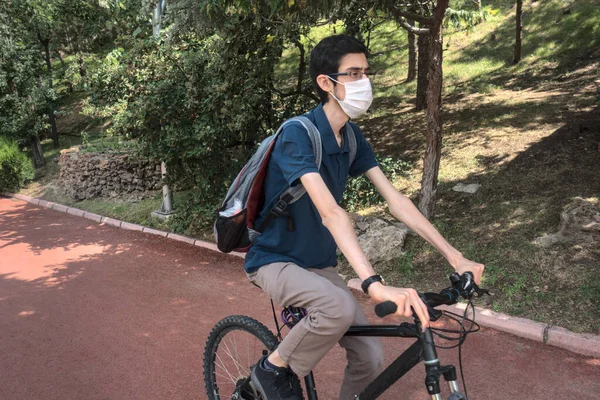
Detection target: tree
<box><xmin>9</xmin><ymin>0</ymin><xmax>62</xmax><ymax>148</ymax></box>
<box><xmin>387</xmin><ymin>0</ymin><xmax>487</xmax><ymax>216</ymax></box>
<box><xmin>514</xmin><ymin>0</ymin><xmax>523</xmax><ymax>64</ymax></box>
<box><xmin>386</xmin><ymin>1</ymin><xmax>450</xmax><ymax>217</ymax></box>
<box><xmin>416</xmin><ymin>28</ymin><xmax>430</xmax><ymax>110</ymax></box>
<box><xmin>406</xmin><ymin>19</ymin><xmax>417</xmax><ymax>82</ymax></box>
<box><xmin>0</xmin><ymin>3</ymin><xmax>48</xmax><ymax>167</ymax></box>
<box><xmin>418</xmin><ymin>0</ymin><xmax>449</xmax><ymax>218</ymax></box>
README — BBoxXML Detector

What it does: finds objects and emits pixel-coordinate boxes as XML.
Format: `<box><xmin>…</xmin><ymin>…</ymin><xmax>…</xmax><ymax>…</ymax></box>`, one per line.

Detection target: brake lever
<box><xmin>450</xmin><ymin>272</ymin><xmax>492</xmax><ymax>299</ymax></box>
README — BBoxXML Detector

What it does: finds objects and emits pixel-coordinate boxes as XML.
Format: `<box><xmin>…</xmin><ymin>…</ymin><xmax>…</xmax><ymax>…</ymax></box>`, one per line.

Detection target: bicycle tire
<box><xmin>203</xmin><ymin>315</ymin><xmax>279</xmax><ymax>400</ymax></box>
<box><xmin>447</xmin><ymin>392</ymin><xmax>465</xmax><ymax>400</ymax></box>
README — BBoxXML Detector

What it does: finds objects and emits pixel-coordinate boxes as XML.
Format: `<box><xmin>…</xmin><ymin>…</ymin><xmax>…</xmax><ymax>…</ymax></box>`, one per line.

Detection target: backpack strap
<box><xmin>345</xmin><ymin>122</ymin><xmax>358</xmax><ymax>167</ymax></box>
<box><xmin>256</xmin><ymin>116</ymin><xmax>321</xmax><ymax>233</ymax></box>
<box><xmin>278</xmin><ymin>116</ymin><xmax>321</xmax><ymax>205</ymax></box>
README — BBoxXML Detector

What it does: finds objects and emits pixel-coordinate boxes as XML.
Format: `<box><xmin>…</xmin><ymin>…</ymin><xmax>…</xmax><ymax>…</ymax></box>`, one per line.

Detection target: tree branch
<box><xmin>388</xmin><ymin>6</ymin><xmax>434</xmax><ymax>26</ymax></box>
<box><xmin>395</xmin><ymin>17</ymin><xmax>430</xmax><ymax>34</ymax></box>
<box><xmin>272</xmin><ymin>87</ymin><xmax>319</xmax><ymax>103</ymax></box>
<box><xmin>293</xmin><ymin>39</ymin><xmax>305</xmax><ymax>94</ymax></box>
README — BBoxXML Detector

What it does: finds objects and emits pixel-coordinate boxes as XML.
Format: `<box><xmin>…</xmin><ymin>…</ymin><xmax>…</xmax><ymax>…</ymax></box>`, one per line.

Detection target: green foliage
<box><xmin>169</xmin><ymin>188</ymin><xmax>223</xmax><ymax>238</ymax></box>
<box><xmin>342</xmin><ymin>156</ymin><xmax>410</xmax><ymax>212</ymax></box>
<box><xmin>445</xmin><ymin>7</ymin><xmax>488</xmax><ymax>32</ymax></box>
<box><xmin>80</xmin><ymin>131</ymin><xmax>140</xmax><ymax>154</ymax></box>
<box><xmin>0</xmin><ymin>138</ymin><xmax>35</xmax><ymax>192</ymax></box>
<box><xmin>394</xmin><ymin>251</ymin><xmax>416</xmax><ymax>284</ymax></box>
<box><xmin>0</xmin><ymin>5</ymin><xmax>49</xmax><ymax>143</ymax></box>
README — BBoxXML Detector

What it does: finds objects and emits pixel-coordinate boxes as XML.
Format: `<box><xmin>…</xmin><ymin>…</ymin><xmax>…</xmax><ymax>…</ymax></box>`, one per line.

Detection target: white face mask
<box><xmin>329</xmin><ymin>77</ymin><xmax>373</xmax><ymax>119</ymax></box>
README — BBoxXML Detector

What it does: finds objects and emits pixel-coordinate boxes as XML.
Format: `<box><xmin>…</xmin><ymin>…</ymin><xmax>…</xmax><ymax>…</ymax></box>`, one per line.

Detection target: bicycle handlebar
<box><xmin>375</xmin><ymin>272</ymin><xmax>490</xmax><ymax>318</ymax></box>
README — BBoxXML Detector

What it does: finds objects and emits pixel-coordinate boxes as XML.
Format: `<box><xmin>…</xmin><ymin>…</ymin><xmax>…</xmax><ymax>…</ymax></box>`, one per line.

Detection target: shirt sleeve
<box><xmin>273</xmin><ymin>122</ymin><xmax>320</xmax><ymax>186</ymax></box>
<box><xmin>348</xmin><ymin>123</ymin><xmax>378</xmax><ymax>177</ymax></box>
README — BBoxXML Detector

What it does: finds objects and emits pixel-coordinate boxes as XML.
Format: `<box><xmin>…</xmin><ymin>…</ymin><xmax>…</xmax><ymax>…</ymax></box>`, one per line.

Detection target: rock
<box><xmin>356</xmin><ymin>221</ymin><xmax>369</xmax><ymax>232</ymax></box>
<box><xmin>337</xmin><ymin>215</ymin><xmax>410</xmax><ymax>266</ymax></box>
<box><xmin>535</xmin><ymin>197</ymin><xmax>600</xmax><ymax>248</ymax></box>
<box><xmin>452</xmin><ymin>183</ymin><xmax>481</xmax><ymax>194</ymax></box>
<box><xmin>58</xmin><ymin>151</ymin><xmax>161</xmax><ymax>201</ymax></box>
<box><xmin>358</xmin><ymin>223</ymin><xmax>408</xmax><ymax>264</ymax></box>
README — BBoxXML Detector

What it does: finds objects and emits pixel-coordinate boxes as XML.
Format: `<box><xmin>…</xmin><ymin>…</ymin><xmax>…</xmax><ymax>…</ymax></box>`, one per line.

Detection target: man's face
<box><xmin>318</xmin><ymin>52</ymin><xmax>370</xmax><ymax>102</ymax></box>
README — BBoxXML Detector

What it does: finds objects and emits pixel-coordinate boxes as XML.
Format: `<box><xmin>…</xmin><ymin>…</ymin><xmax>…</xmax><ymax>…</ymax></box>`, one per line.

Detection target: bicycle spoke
<box><xmin>213</xmin><ymin>371</ymin><xmax>240</xmax><ymax>384</ymax></box>
<box><xmin>215</xmin><ymin>352</ymin><xmax>238</xmax><ymax>384</ymax></box>
<box><xmin>221</xmin><ymin>334</ymin><xmax>248</xmax><ymax>377</ymax></box>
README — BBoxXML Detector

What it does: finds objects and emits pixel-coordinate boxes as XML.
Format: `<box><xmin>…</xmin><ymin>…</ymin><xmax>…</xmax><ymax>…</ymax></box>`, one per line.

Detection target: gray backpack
<box><xmin>214</xmin><ymin>116</ymin><xmax>358</xmax><ymax>253</ymax></box>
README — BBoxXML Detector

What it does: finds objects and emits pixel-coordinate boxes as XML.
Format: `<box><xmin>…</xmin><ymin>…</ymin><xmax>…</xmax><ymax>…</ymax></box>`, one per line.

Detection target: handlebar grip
<box><xmin>375</xmin><ymin>301</ymin><xmax>397</xmax><ymax>318</ymax></box>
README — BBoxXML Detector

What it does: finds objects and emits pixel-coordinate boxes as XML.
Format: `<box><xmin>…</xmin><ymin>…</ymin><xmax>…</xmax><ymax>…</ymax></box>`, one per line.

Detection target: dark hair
<box><xmin>309</xmin><ymin>35</ymin><xmax>368</xmax><ymax>104</ymax></box>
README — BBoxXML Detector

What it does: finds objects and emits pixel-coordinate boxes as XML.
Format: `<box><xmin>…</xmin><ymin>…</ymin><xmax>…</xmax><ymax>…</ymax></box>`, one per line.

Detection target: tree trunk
<box><xmin>514</xmin><ymin>0</ymin><xmax>523</xmax><ymax>64</ymax></box>
<box><xmin>418</xmin><ymin>0</ymin><xmax>449</xmax><ymax>219</ymax></box>
<box><xmin>37</xmin><ymin>31</ymin><xmax>59</xmax><ymax>148</ymax></box>
<box><xmin>54</xmin><ymin>49</ymin><xmax>73</xmax><ymax>93</ymax></box>
<box><xmin>407</xmin><ymin>20</ymin><xmax>417</xmax><ymax>82</ymax></box>
<box><xmin>416</xmin><ymin>27</ymin><xmax>430</xmax><ymax>110</ymax></box>
<box><xmin>30</xmin><ymin>135</ymin><xmax>46</xmax><ymax>168</ymax></box>
<box><xmin>77</xmin><ymin>52</ymin><xmax>86</xmax><ymax>77</ymax></box>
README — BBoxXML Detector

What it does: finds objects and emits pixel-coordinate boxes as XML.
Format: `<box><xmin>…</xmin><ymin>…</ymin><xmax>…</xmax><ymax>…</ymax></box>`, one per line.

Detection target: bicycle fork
<box><xmin>421</xmin><ymin>329</ymin><xmax>461</xmax><ymax>399</ymax></box>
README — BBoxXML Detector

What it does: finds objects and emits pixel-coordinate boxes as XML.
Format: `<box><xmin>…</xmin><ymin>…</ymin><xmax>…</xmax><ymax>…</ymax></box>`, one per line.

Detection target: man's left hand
<box><xmin>453</xmin><ymin>257</ymin><xmax>485</xmax><ymax>285</ymax></box>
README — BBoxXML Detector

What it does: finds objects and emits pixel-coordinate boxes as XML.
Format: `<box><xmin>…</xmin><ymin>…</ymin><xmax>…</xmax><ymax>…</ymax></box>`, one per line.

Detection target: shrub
<box><xmin>0</xmin><ymin>138</ymin><xmax>35</xmax><ymax>192</ymax></box>
<box><xmin>342</xmin><ymin>156</ymin><xmax>411</xmax><ymax>212</ymax></box>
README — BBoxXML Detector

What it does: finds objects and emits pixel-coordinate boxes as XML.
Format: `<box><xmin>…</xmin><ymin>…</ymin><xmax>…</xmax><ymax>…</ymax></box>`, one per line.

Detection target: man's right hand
<box><xmin>367</xmin><ymin>283</ymin><xmax>430</xmax><ymax>329</ymax></box>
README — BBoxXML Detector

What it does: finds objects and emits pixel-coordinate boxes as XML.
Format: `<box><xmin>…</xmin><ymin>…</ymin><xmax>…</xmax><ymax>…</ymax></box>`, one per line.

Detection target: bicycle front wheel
<box><xmin>203</xmin><ymin>315</ymin><xmax>279</xmax><ymax>400</ymax></box>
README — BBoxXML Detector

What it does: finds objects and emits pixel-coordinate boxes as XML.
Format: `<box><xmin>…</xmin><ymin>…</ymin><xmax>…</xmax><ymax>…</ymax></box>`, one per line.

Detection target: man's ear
<box><xmin>316</xmin><ymin>74</ymin><xmax>333</xmax><ymax>94</ymax></box>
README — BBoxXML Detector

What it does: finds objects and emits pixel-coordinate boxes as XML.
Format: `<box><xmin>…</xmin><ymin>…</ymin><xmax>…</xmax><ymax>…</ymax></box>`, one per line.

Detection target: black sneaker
<box><xmin>251</xmin><ymin>356</ymin><xmax>303</xmax><ymax>400</ymax></box>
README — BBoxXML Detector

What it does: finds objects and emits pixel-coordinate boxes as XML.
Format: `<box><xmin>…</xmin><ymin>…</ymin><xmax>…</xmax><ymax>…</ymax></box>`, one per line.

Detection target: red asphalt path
<box><xmin>1</xmin><ymin>197</ymin><xmax>599</xmax><ymax>400</ymax></box>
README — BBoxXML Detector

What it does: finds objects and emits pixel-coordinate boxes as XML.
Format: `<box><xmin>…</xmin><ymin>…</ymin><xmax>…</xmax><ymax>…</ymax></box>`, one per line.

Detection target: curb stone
<box><xmin>52</xmin><ymin>204</ymin><xmax>69</xmax><ymax>213</ymax></box>
<box><xmin>546</xmin><ymin>326</ymin><xmax>600</xmax><ymax>358</ymax></box>
<box><xmin>167</xmin><ymin>233</ymin><xmax>195</xmax><ymax>245</ymax></box>
<box><xmin>83</xmin><ymin>212</ymin><xmax>103</xmax><ymax>223</ymax></box>
<box><xmin>67</xmin><ymin>208</ymin><xmax>85</xmax><ymax>217</ymax></box>
<box><xmin>38</xmin><ymin>200</ymin><xmax>54</xmax><ymax>208</ymax></box>
<box><xmin>441</xmin><ymin>303</ymin><xmax>546</xmax><ymax>343</ymax></box>
<box><xmin>142</xmin><ymin>227</ymin><xmax>168</xmax><ymax>237</ymax></box>
<box><xmin>101</xmin><ymin>217</ymin><xmax>122</xmax><ymax>228</ymax></box>
<box><xmin>121</xmin><ymin>221</ymin><xmax>144</xmax><ymax>232</ymax></box>
<box><xmin>2</xmin><ymin>191</ymin><xmax>600</xmax><ymax>359</ymax></box>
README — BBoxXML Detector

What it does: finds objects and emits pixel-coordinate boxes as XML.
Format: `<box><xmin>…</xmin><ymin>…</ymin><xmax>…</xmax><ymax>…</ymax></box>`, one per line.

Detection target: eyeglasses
<box><xmin>328</xmin><ymin>70</ymin><xmax>378</xmax><ymax>81</ymax></box>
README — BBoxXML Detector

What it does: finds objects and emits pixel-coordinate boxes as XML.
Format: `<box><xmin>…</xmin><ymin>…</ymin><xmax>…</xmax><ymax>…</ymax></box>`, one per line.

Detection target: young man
<box><xmin>246</xmin><ymin>35</ymin><xmax>485</xmax><ymax>400</ymax></box>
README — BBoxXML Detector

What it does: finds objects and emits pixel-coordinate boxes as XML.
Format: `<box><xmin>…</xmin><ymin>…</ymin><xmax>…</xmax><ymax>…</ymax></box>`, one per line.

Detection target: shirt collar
<box><xmin>312</xmin><ymin>103</ymin><xmax>350</xmax><ymax>155</ymax></box>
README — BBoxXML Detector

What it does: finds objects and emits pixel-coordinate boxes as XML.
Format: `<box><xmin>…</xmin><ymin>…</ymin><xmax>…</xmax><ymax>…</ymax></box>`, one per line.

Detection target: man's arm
<box><xmin>365</xmin><ymin>166</ymin><xmax>485</xmax><ymax>283</ymax></box>
<box><xmin>299</xmin><ymin>172</ymin><xmax>431</xmax><ymax>327</ymax></box>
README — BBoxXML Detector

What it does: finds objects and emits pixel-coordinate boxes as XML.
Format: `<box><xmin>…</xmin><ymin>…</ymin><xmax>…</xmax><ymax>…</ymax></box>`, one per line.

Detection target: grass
<box><xmin>16</xmin><ymin>0</ymin><xmax>600</xmax><ymax>333</ymax></box>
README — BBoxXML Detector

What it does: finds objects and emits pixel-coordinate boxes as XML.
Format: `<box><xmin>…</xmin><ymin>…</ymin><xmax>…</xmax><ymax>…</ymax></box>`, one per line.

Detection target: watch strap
<box><xmin>361</xmin><ymin>274</ymin><xmax>383</xmax><ymax>294</ymax></box>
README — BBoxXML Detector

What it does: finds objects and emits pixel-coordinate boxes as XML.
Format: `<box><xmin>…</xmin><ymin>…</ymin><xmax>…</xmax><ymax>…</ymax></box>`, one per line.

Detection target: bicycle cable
<box><xmin>412</xmin><ymin>299</ymin><xmax>478</xmax><ymax>400</ymax></box>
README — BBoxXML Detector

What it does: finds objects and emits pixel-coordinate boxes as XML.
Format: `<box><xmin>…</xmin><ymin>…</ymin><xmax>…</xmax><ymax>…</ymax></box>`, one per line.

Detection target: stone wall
<box><xmin>58</xmin><ymin>149</ymin><xmax>162</xmax><ymax>200</ymax></box>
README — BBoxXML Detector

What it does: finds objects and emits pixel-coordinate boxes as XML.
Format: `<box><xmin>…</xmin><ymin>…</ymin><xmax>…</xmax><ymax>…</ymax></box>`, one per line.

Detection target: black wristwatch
<box><xmin>361</xmin><ymin>274</ymin><xmax>385</xmax><ymax>295</ymax></box>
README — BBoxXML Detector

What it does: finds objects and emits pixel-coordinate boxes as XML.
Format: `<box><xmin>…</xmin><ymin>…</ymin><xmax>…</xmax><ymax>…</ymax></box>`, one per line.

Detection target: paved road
<box><xmin>1</xmin><ymin>197</ymin><xmax>599</xmax><ymax>400</ymax></box>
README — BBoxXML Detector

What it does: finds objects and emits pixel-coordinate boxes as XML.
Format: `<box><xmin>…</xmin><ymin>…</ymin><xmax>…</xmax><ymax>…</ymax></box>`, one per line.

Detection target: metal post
<box><xmin>151</xmin><ymin>0</ymin><xmax>174</xmax><ymax>219</ymax></box>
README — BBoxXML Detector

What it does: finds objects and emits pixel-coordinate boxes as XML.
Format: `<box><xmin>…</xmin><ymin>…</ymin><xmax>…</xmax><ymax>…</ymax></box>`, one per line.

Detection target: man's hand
<box><xmin>367</xmin><ymin>283</ymin><xmax>430</xmax><ymax>329</ymax></box>
<box><xmin>452</xmin><ymin>257</ymin><xmax>485</xmax><ymax>285</ymax></box>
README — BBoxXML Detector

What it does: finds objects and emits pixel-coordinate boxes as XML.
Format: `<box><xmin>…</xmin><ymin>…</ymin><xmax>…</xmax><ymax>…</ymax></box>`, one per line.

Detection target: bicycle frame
<box><xmin>302</xmin><ymin>322</ymin><xmax>462</xmax><ymax>400</ymax></box>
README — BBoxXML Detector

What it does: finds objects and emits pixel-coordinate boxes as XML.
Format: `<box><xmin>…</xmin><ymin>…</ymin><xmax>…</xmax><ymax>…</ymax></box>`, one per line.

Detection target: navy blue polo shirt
<box><xmin>244</xmin><ymin>104</ymin><xmax>378</xmax><ymax>273</ymax></box>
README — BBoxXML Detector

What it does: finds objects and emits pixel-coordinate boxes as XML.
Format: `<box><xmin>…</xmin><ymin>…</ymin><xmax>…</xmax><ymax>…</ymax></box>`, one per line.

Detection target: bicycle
<box><xmin>203</xmin><ymin>272</ymin><xmax>489</xmax><ymax>400</ymax></box>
